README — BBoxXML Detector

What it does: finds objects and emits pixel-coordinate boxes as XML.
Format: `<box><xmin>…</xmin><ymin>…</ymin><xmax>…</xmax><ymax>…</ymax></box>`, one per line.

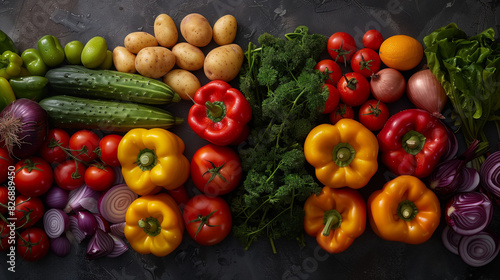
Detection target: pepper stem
<box><xmin>332</xmin><ymin>143</ymin><xmax>356</xmax><ymax>167</ymax></box>
<box><xmin>136</xmin><ymin>148</ymin><xmax>157</xmax><ymax>171</ymax></box>
<box><xmin>405</xmin><ymin>135</ymin><xmax>420</xmax><ymax>149</ymax></box>
<box><xmin>397</xmin><ymin>200</ymin><xmax>418</xmax><ymax>222</ymax></box>
<box><xmin>336</xmin><ymin>147</ymin><xmax>351</xmax><ymax>162</ymax></box>
<box><xmin>139</xmin><ymin>151</ymin><xmax>155</xmax><ymax>166</ymax></box>
<box><xmin>322</xmin><ymin>209</ymin><xmax>342</xmax><ymax>236</ymax></box>
<box><xmin>401</xmin><ymin>130</ymin><xmax>426</xmax><ymax>156</ymax></box>
<box><xmin>205</xmin><ymin>101</ymin><xmax>223</xmax><ymax>118</ymax></box>
<box><xmin>138</xmin><ymin>217</ymin><xmax>161</xmax><ymax>237</ymax></box>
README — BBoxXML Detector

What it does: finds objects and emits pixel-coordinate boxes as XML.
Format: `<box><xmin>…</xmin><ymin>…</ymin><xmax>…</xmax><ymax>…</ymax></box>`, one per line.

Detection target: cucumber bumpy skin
<box><xmin>45</xmin><ymin>65</ymin><xmax>181</xmax><ymax>105</ymax></box>
<box><xmin>39</xmin><ymin>95</ymin><xmax>183</xmax><ymax>132</ymax></box>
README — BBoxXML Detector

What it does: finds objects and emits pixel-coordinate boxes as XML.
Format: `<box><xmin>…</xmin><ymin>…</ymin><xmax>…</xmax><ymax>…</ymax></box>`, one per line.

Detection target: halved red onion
<box><xmin>441</xmin><ymin>225</ymin><xmax>463</xmax><ymax>255</ymax></box>
<box><xmin>43</xmin><ymin>208</ymin><xmax>69</xmax><ymax>238</ymax></box>
<box><xmin>440</xmin><ymin>125</ymin><xmax>458</xmax><ymax>162</ymax></box>
<box><xmin>458</xmin><ymin>230</ymin><xmax>500</xmax><ymax>267</ymax></box>
<box><xmin>50</xmin><ymin>235</ymin><xmax>71</xmax><ymax>257</ymax></box>
<box><xmin>64</xmin><ymin>184</ymin><xmax>100</xmax><ymax>214</ymax></box>
<box><xmin>93</xmin><ymin>214</ymin><xmax>110</xmax><ymax>232</ymax></box>
<box><xmin>110</xmin><ymin>222</ymin><xmax>126</xmax><ymax>238</ymax></box>
<box><xmin>445</xmin><ymin>192</ymin><xmax>493</xmax><ymax>236</ymax></box>
<box><xmin>455</xmin><ymin>167</ymin><xmax>480</xmax><ymax>193</ymax></box>
<box><xmin>480</xmin><ymin>149</ymin><xmax>500</xmax><ymax>199</ymax></box>
<box><xmin>86</xmin><ymin>228</ymin><xmax>114</xmax><ymax>260</ymax></box>
<box><xmin>45</xmin><ymin>186</ymin><xmax>69</xmax><ymax>209</ymax></box>
<box><xmin>68</xmin><ymin>215</ymin><xmax>85</xmax><ymax>244</ymax></box>
<box><xmin>98</xmin><ymin>184</ymin><xmax>138</xmax><ymax>224</ymax></box>
<box><xmin>107</xmin><ymin>234</ymin><xmax>128</xmax><ymax>258</ymax></box>
<box><xmin>77</xmin><ymin>211</ymin><xmax>98</xmax><ymax>237</ymax></box>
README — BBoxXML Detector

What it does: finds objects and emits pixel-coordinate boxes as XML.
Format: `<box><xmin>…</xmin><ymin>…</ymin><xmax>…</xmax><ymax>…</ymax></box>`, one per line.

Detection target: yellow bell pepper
<box><xmin>304</xmin><ymin>119</ymin><xmax>378</xmax><ymax>189</ymax></box>
<box><xmin>117</xmin><ymin>128</ymin><xmax>190</xmax><ymax>195</ymax></box>
<box><xmin>124</xmin><ymin>193</ymin><xmax>184</xmax><ymax>257</ymax></box>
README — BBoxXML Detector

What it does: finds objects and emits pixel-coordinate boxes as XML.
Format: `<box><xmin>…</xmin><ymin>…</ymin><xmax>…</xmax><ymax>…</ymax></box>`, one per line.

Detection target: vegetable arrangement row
<box><xmin>1</xmin><ymin>12</ymin><xmax>500</xmax><ymax>270</ymax></box>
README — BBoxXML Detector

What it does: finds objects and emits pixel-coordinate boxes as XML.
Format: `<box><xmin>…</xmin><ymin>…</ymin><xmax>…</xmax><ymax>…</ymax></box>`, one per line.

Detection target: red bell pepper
<box><xmin>377</xmin><ymin>109</ymin><xmax>449</xmax><ymax>178</ymax></box>
<box><xmin>188</xmin><ymin>80</ymin><xmax>252</xmax><ymax>146</ymax></box>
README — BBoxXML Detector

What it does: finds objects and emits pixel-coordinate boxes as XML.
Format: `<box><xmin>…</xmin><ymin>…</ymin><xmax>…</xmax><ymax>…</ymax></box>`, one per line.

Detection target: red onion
<box><xmin>43</xmin><ymin>208</ymin><xmax>69</xmax><ymax>238</ymax></box>
<box><xmin>107</xmin><ymin>234</ymin><xmax>128</xmax><ymax>258</ymax></box>
<box><xmin>445</xmin><ymin>192</ymin><xmax>493</xmax><ymax>236</ymax></box>
<box><xmin>50</xmin><ymin>236</ymin><xmax>71</xmax><ymax>257</ymax></box>
<box><xmin>110</xmin><ymin>222</ymin><xmax>126</xmax><ymax>238</ymax></box>
<box><xmin>455</xmin><ymin>167</ymin><xmax>480</xmax><ymax>193</ymax></box>
<box><xmin>68</xmin><ymin>215</ymin><xmax>85</xmax><ymax>244</ymax></box>
<box><xmin>98</xmin><ymin>184</ymin><xmax>138</xmax><ymax>224</ymax></box>
<box><xmin>407</xmin><ymin>69</ymin><xmax>447</xmax><ymax>119</ymax></box>
<box><xmin>440</xmin><ymin>125</ymin><xmax>458</xmax><ymax>162</ymax></box>
<box><xmin>45</xmin><ymin>185</ymin><xmax>69</xmax><ymax>209</ymax></box>
<box><xmin>86</xmin><ymin>228</ymin><xmax>114</xmax><ymax>260</ymax></box>
<box><xmin>441</xmin><ymin>225</ymin><xmax>463</xmax><ymax>255</ymax></box>
<box><xmin>0</xmin><ymin>98</ymin><xmax>48</xmax><ymax>158</ymax></box>
<box><xmin>64</xmin><ymin>184</ymin><xmax>100</xmax><ymax>214</ymax></box>
<box><xmin>369</xmin><ymin>68</ymin><xmax>406</xmax><ymax>103</ymax></box>
<box><xmin>458</xmin><ymin>230</ymin><xmax>500</xmax><ymax>267</ymax></box>
<box><xmin>77</xmin><ymin>211</ymin><xmax>98</xmax><ymax>237</ymax></box>
<box><xmin>113</xmin><ymin>166</ymin><xmax>125</xmax><ymax>185</ymax></box>
<box><xmin>93</xmin><ymin>214</ymin><xmax>110</xmax><ymax>232</ymax></box>
<box><xmin>480</xmin><ymin>147</ymin><xmax>500</xmax><ymax>199</ymax></box>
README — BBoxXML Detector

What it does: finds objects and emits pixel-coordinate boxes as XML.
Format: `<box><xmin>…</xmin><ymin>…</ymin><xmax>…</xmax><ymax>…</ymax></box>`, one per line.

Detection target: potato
<box><xmin>180</xmin><ymin>13</ymin><xmax>212</xmax><ymax>47</ymax></box>
<box><xmin>112</xmin><ymin>46</ymin><xmax>136</xmax><ymax>73</ymax></box>
<box><xmin>204</xmin><ymin>44</ymin><xmax>243</xmax><ymax>82</ymax></box>
<box><xmin>171</xmin><ymin>42</ymin><xmax>205</xmax><ymax>71</ymax></box>
<box><xmin>212</xmin><ymin>15</ymin><xmax>237</xmax><ymax>45</ymax></box>
<box><xmin>154</xmin><ymin>14</ymin><xmax>178</xmax><ymax>48</ymax></box>
<box><xmin>163</xmin><ymin>69</ymin><xmax>201</xmax><ymax>100</ymax></box>
<box><xmin>124</xmin><ymin>31</ymin><xmax>158</xmax><ymax>54</ymax></box>
<box><xmin>135</xmin><ymin>46</ymin><xmax>175</xmax><ymax>79</ymax></box>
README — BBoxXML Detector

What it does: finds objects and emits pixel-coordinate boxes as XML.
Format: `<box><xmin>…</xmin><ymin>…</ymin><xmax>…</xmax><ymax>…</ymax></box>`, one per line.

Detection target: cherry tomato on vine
<box><xmin>314</xmin><ymin>59</ymin><xmax>343</xmax><ymax>85</ymax></box>
<box><xmin>40</xmin><ymin>128</ymin><xmax>70</xmax><ymax>164</ymax></box>
<box><xmin>98</xmin><ymin>134</ymin><xmax>122</xmax><ymax>167</ymax></box>
<box><xmin>14</xmin><ymin>195</ymin><xmax>45</xmax><ymax>229</ymax></box>
<box><xmin>321</xmin><ymin>84</ymin><xmax>340</xmax><ymax>114</ymax></box>
<box><xmin>84</xmin><ymin>164</ymin><xmax>116</xmax><ymax>192</ymax></box>
<box><xmin>54</xmin><ymin>159</ymin><xmax>86</xmax><ymax>191</ymax></box>
<box><xmin>0</xmin><ymin>186</ymin><xmax>8</xmax><ymax>215</ymax></box>
<box><xmin>362</xmin><ymin>29</ymin><xmax>384</xmax><ymax>51</ymax></box>
<box><xmin>337</xmin><ymin>72</ymin><xmax>371</xmax><ymax>107</ymax></box>
<box><xmin>358</xmin><ymin>99</ymin><xmax>390</xmax><ymax>131</ymax></box>
<box><xmin>0</xmin><ymin>220</ymin><xmax>10</xmax><ymax>251</ymax></box>
<box><xmin>190</xmin><ymin>144</ymin><xmax>242</xmax><ymax>196</ymax></box>
<box><xmin>17</xmin><ymin>227</ymin><xmax>50</xmax><ymax>262</ymax></box>
<box><xmin>350</xmin><ymin>48</ymin><xmax>381</xmax><ymax>78</ymax></box>
<box><xmin>183</xmin><ymin>195</ymin><xmax>232</xmax><ymax>246</ymax></box>
<box><xmin>13</xmin><ymin>157</ymin><xmax>53</xmax><ymax>197</ymax></box>
<box><xmin>0</xmin><ymin>147</ymin><xmax>14</xmax><ymax>183</ymax></box>
<box><xmin>327</xmin><ymin>32</ymin><xmax>357</xmax><ymax>64</ymax></box>
<box><xmin>69</xmin><ymin>130</ymin><xmax>100</xmax><ymax>162</ymax></box>
<box><xmin>329</xmin><ymin>103</ymin><xmax>355</xmax><ymax>125</ymax></box>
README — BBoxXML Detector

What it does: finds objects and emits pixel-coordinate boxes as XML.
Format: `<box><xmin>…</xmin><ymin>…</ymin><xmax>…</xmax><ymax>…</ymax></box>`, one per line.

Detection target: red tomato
<box><xmin>183</xmin><ymin>195</ymin><xmax>232</xmax><ymax>246</ymax></box>
<box><xmin>329</xmin><ymin>103</ymin><xmax>355</xmax><ymax>125</ymax></box>
<box><xmin>54</xmin><ymin>159</ymin><xmax>86</xmax><ymax>191</ymax></box>
<box><xmin>98</xmin><ymin>134</ymin><xmax>122</xmax><ymax>167</ymax></box>
<box><xmin>327</xmin><ymin>32</ymin><xmax>357</xmax><ymax>64</ymax></box>
<box><xmin>190</xmin><ymin>144</ymin><xmax>242</xmax><ymax>196</ymax></box>
<box><xmin>0</xmin><ymin>147</ymin><xmax>14</xmax><ymax>183</ymax></box>
<box><xmin>14</xmin><ymin>195</ymin><xmax>45</xmax><ymax>229</ymax></box>
<box><xmin>0</xmin><ymin>220</ymin><xmax>10</xmax><ymax>251</ymax></box>
<box><xmin>84</xmin><ymin>164</ymin><xmax>116</xmax><ymax>192</ymax></box>
<box><xmin>337</xmin><ymin>72</ymin><xmax>370</xmax><ymax>107</ymax></box>
<box><xmin>314</xmin><ymin>59</ymin><xmax>343</xmax><ymax>85</ymax></box>
<box><xmin>69</xmin><ymin>130</ymin><xmax>100</xmax><ymax>162</ymax></box>
<box><xmin>40</xmin><ymin>128</ymin><xmax>70</xmax><ymax>164</ymax></box>
<box><xmin>350</xmin><ymin>48</ymin><xmax>381</xmax><ymax>78</ymax></box>
<box><xmin>363</xmin><ymin>29</ymin><xmax>384</xmax><ymax>51</ymax></box>
<box><xmin>358</xmin><ymin>99</ymin><xmax>390</xmax><ymax>131</ymax></box>
<box><xmin>13</xmin><ymin>157</ymin><xmax>53</xmax><ymax>197</ymax></box>
<box><xmin>17</xmin><ymin>227</ymin><xmax>50</xmax><ymax>262</ymax></box>
<box><xmin>322</xmin><ymin>84</ymin><xmax>340</xmax><ymax>114</ymax></box>
<box><xmin>0</xmin><ymin>186</ymin><xmax>7</xmax><ymax>215</ymax></box>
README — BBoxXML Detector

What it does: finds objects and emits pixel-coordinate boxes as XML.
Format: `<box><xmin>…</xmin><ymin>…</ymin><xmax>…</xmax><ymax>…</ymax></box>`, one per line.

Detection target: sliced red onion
<box><xmin>68</xmin><ymin>215</ymin><xmax>85</xmax><ymax>244</ymax></box>
<box><xmin>43</xmin><ymin>208</ymin><xmax>69</xmax><ymax>238</ymax></box>
<box><xmin>441</xmin><ymin>225</ymin><xmax>463</xmax><ymax>255</ymax></box>
<box><xmin>86</xmin><ymin>228</ymin><xmax>114</xmax><ymax>260</ymax></box>
<box><xmin>50</xmin><ymin>236</ymin><xmax>71</xmax><ymax>257</ymax></box>
<box><xmin>458</xmin><ymin>230</ymin><xmax>500</xmax><ymax>267</ymax></box>
<box><xmin>445</xmin><ymin>192</ymin><xmax>493</xmax><ymax>236</ymax></box>
<box><xmin>455</xmin><ymin>167</ymin><xmax>480</xmax><ymax>193</ymax></box>
<box><xmin>64</xmin><ymin>184</ymin><xmax>100</xmax><ymax>214</ymax></box>
<box><xmin>45</xmin><ymin>186</ymin><xmax>69</xmax><ymax>209</ymax></box>
<box><xmin>98</xmin><ymin>184</ymin><xmax>138</xmax><ymax>224</ymax></box>
<box><xmin>93</xmin><ymin>214</ymin><xmax>110</xmax><ymax>232</ymax></box>
<box><xmin>77</xmin><ymin>211</ymin><xmax>98</xmax><ymax>237</ymax></box>
<box><xmin>110</xmin><ymin>222</ymin><xmax>126</xmax><ymax>238</ymax></box>
<box><xmin>480</xmin><ymin>149</ymin><xmax>500</xmax><ymax>199</ymax></box>
<box><xmin>107</xmin><ymin>233</ymin><xmax>128</xmax><ymax>258</ymax></box>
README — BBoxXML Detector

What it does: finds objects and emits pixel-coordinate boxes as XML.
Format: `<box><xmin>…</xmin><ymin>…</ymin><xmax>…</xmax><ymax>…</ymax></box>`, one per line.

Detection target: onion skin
<box><xmin>406</xmin><ymin>69</ymin><xmax>447</xmax><ymax>119</ymax></box>
<box><xmin>445</xmin><ymin>192</ymin><xmax>493</xmax><ymax>236</ymax></box>
<box><xmin>369</xmin><ymin>68</ymin><xmax>406</xmax><ymax>103</ymax></box>
<box><xmin>50</xmin><ymin>236</ymin><xmax>71</xmax><ymax>257</ymax></box>
<box><xmin>480</xmin><ymin>150</ymin><xmax>500</xmax><ymax>199</ymax></box>
<box><xmin>45</xmin><ymin>186</ymin><xmax>69</xmax><ymax>209</ymax></box>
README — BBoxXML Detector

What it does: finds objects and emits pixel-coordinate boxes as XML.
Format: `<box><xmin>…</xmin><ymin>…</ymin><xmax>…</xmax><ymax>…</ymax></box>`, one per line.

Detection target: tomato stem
<box><xmin>188</xmin><ymin>210</ymin><xmax>219</xmax><ymax>239</ymax></box>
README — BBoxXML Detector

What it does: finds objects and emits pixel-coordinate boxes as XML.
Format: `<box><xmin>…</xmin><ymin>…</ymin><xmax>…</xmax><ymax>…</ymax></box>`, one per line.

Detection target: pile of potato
<box><xmin>112</xmin><ymin>13</ymin><xmax>243</xmax><ymax>100</ymax></box>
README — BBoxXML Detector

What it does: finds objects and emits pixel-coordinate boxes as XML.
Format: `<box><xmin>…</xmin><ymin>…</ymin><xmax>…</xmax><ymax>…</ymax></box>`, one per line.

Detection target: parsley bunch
<box><xmin>230</xmin><ymin>26</ymin><xmax>327</xmax><ymax>253</ymax></box>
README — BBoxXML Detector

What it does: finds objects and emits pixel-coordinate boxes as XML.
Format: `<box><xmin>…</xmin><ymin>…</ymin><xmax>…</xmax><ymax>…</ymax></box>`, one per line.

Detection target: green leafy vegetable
<box><xmin>230</xmin><ymin>26</ymin><xmax>327</xmax><ymax>253</ymax></box>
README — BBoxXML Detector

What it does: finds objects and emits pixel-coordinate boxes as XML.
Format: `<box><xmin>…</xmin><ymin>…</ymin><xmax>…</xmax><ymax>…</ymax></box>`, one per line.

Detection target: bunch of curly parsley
<box><xmin>229</xmin><ymin>26</ymin><xmax>328</xmax><ymax>253</ymax></box>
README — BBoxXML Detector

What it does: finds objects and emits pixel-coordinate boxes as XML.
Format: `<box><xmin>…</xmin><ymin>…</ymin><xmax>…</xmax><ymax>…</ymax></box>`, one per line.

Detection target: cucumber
<box><xmin>45</xmin><ymin>65</ymin><xmax>180</xmax><ymax>105</ymax></box>
<box><xmin>39</xmin><ymin>95</ymin><xmax>183</xmax><ymax>132</ymax></box>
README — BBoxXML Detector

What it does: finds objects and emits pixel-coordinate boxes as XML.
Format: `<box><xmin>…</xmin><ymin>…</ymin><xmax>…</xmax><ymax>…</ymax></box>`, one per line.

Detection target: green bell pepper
<box><xmin>64</xmin><ymin>40</ymin><xmax>84</xmax><ymax>65</ymax></box>
<box><xmin>0</xmin><ymin>77</ymin><xmax>16</xmax><ymax>111</ymax></box>
<box><xmin>0</xmin><ymin>29</ymin><xmax>18</xmax><ymax>54</ymax></box>
<box><xmin>21</xmin><ymin>48</ymin><xmax>48</xmax><ymax>76</ymax></box>
<box><xmin>9</xmin><ymin>76</ymin><xmax>48</xmax><ymax>101</ymax></box>
<box><xmin>37</xmin><ymin>35</ymin><xmax>65</xmax><ymax>67</ymax></box>
<box><xmin>0</xmin><ymin>51</ymin><xmax>23</xmax><ymax>79</ymax></box>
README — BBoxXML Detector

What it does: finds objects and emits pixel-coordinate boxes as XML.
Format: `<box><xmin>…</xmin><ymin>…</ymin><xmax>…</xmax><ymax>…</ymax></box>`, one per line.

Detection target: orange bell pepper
<box><xmin>368</xmin><ymin>175</ymin><xmax>441</xmax><ymax>244</ymax></box>
<box><xmin>303</xmin><ymin>186</ymin><xmax>366</xmax><ymax>253</ymax></box>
